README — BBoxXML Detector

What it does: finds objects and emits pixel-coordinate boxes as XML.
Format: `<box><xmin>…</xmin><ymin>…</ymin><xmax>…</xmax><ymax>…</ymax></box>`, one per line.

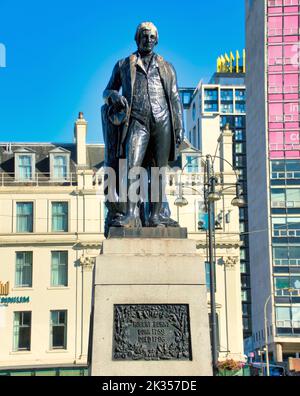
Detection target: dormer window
<box><xmin>19</xmin><ymin>155</ymin><xmax>32</xmax><ymax>180</ymax></box>
<box><xmin>15</xmin><ymin>148</ymin><xmax>36</xmax><ymax>181</ymax></box>
<box><xmin>49</xmin><ymin>148</ymin><xmax>70</xmax><ymax>181</ymax></box>
<box><xmin>54</xmin><ymin>156</ymin><xmax>67</xmax><ymax>179</ymax></box>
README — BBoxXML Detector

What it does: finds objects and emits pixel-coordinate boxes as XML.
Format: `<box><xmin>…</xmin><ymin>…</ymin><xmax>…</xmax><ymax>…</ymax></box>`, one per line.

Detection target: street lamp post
<box><xmin>175</xmin><ymin>152</ymin><xmax>246</xmax><ymax>376</ymax></box>
<box><xmin>206</xmin><ymin>155</ymin><xmax>219</xmax><ymax>376</ymax></box>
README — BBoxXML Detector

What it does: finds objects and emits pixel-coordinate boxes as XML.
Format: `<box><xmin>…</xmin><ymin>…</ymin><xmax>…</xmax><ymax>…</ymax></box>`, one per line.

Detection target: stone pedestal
<box><xmin>90</xmin><ymin>235</ymin><xmax>212</xmax><ymax>376</ymax></box>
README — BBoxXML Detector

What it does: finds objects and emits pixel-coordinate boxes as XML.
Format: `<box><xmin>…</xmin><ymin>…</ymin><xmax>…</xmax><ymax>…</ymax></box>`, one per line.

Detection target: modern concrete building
<box><xmin>246</xmin><ymin>0</ymin><xmax>300</xmax><ymax>362</ymax></box>
<box><xmin>183</xmin><ymin>58</ymin><xmax>252</xmax><ymax>340</ymax></box>
<box><xmin>0</xmin><ymin>113</ymin><xmax>244</xmax><ymax>375</ymax></box>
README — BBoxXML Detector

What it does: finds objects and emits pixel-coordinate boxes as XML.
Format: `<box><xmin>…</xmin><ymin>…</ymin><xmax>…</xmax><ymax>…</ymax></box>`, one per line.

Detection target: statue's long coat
<box><xmin>102</xmin><ymin>52</ymin><xmax>184</xmax><ymax>162</ymax></box>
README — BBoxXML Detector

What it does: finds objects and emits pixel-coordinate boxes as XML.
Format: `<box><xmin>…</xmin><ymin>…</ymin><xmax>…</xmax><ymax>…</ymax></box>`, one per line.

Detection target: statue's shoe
<box><xmin>149</xmin><ymin>216</ymin><xmax>180</xmax><ymax>228</ymax></box>
<box><xmin>112</xmin><ymin>214</ymin><xmax>142</xmax><ymax>229</ymax></box>
<box><xmin>148</xmin><ymin>216</ymin><xmax>166</xmax><ymax>228</ymax></box>
<box><xmin>161</xmin><ymin>217</ymin><xmax>180</xmax><ymax>228</ymax></box>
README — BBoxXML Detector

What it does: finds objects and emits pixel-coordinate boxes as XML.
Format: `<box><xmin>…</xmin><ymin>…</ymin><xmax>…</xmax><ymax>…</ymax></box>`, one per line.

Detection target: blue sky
<box><xmin>0</xmin><ymin>0</ymin><xmax>245</xmax><ymax>144</ymax></box>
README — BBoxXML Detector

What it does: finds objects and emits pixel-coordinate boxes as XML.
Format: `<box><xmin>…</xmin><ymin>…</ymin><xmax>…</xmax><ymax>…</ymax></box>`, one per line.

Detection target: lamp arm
<box><xmin>209</xmin><ymin>155</ymin><xmax>240</xmax><ymax>181</ymax></box>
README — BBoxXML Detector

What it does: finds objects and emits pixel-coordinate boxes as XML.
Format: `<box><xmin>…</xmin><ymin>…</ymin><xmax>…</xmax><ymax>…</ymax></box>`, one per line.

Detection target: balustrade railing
<box><xmin>0</xmin><ymin>173</ymin><xmax>77</xmax><ymax>187</ymax></box>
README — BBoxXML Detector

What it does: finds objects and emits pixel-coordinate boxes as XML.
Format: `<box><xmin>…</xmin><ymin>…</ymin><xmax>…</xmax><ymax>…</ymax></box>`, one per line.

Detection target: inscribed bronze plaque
<box><xmin>113</xmin><ymin>304</ymin><xmax>192</xmax><ymax>361</ymax></box>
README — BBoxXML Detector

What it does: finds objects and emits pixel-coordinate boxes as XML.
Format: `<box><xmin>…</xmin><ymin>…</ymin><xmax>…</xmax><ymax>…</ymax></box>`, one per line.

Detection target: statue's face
<box><xmin>138</xmin><ymin>29</ymin><xmax>157</xmax><ymax>54</ymax></box>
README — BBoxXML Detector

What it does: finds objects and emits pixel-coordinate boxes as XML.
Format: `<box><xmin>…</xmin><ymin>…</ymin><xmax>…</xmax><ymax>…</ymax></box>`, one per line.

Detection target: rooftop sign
<box><xmin>217</xmin><ymin>50</ymin><xmax>246</xmax><ymax>74</ymax></box>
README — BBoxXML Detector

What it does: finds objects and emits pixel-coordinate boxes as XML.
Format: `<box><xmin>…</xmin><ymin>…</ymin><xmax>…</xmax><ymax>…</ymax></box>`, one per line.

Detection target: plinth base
<box><xmin>108</xmin><ymin>227</ymin><xmax>188</xmax><ymax>239</ymax></box>
<box><xmin>90</xmin><ymin>238</ymin><xmax>212</xmax><ymax>376</ymax></box>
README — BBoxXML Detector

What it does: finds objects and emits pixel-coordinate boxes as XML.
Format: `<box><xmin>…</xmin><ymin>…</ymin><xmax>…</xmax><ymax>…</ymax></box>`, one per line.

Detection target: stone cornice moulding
<box><xmin>196</xmin><ymin>241</ymin><xmax>241</xmax><ymax>249</ymax></box>
<box><xmin>0</xmin><ymin>187</ymin><xmax>76</xmax><ymax>194</ymax></box>
<box><xmin>0</xmin><ymin>234</ymin><xmax>104</xmax><ymax>247</ymax></box>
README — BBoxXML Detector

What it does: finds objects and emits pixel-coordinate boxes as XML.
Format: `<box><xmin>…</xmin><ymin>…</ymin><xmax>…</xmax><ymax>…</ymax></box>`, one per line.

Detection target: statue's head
<box><xmin>135</xmin><ymin>22</ymin><xmax>158</xmax><ymax>54</ymax></box>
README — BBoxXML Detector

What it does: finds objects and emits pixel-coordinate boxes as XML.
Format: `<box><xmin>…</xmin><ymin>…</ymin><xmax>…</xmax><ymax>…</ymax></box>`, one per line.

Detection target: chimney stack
<box><xmin>74</xmin><ymin>112</ymin><xmax>88</xmax><ymax>168</ymax></box>
<box><xmin>218</xmin><ymin>124</ymin><xmax>234</xmax><ymax>174</ymax></box>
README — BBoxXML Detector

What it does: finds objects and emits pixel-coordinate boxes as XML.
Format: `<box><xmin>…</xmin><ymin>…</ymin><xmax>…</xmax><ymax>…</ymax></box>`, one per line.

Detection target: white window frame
<box><xmin>50</xmin><ymin>201</ymin><xmax>70</xmax><ymax>233</ymax></box>
<box><xmin>50</xmin><ymin>251</ymin><xmax>68</xmax><ymax>288</ymax></box>
<box><xmin>15</xmin><ymin>152</ymin><xmax>36</xmax><ymax>182</ymax></box>
<box><xmin>15</xmin><ymin>251</ymin><xmax>33</xmax><ymax>288</ymax></box>
<box><xmin>50</xmin><ymin>310</ymin><xmax>67</xmax><ymax>350</ymax></box>
<box><xmin>50</xmin><ymin>152</ymin><xmax>70</xmax><ymax>181</ymax></box>
<box><xmin>49</xmin><ymin>147</ymin><xmax>71</xmax><ymax>182</ymax></box>
<box><xmin>15</xmin><ymin>201</ymin><xmax>35</xmax><ymax>233</ymax></box>
<box><xmin>13</xmin><ymin>311</ymin><xmax>32</xmax><ymax>352</ymax></box>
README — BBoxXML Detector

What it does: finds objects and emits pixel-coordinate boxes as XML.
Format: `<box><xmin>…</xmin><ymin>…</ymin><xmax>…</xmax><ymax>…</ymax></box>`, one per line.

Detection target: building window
<box><xmin>235</xmin><ymin>103</ymin><xmax>246</xmax><ymax>113</ymax></box>
<box><xmin>241</xmin><ymin>274</ymin><xmax>251</xmax><ymax>289</ymax></box>
<box><xmin>18</xmin><ymin>155</ymin><xmax>32</xmax><ymax>180</ymax></box>
<box><xmin>204</xmin><ymin>88</ymin><xmax>218</xmax><ymax>113</ymax></box>
<box><xmin>292</xmin><ymin>307</ymin><xmax>300</xmax><ymax>330</ymax></box>
<box><xmin>15</xmin><ymin>252</ymin><xmax>32</xmax><ymax>288</ymax></box>
<box><xmin>235</xmin><ymin>116</ymin><xmax>245</xmax><ymax>128</ymax></box>
<box><xmin>240</xmin><ymin>248</ymin><xmax>246</xmax><ymax>261</ymax></box>
<box><xmin>243</xmin><ymin>317</ymin><xmax>250</xmax><ymax>331</ymax></box>
<box><xmin>221</xmin><ymin>89</ymin><xmax>233</xmax><ymax>101</ymax></box>
<box><xmin>186</xmin><ymin>156</ymin><xmax>199</xmax><ymax>173</ymax></box>
<box><xmin>287</xmin><ymin>190</ymin><xmax>300</xmax><ymax>206</ymax></box>
<box><xmin>240</xmin><ymin>262</ymin><xmax>247</xmax><ymax>274</ymax></box>
<box><xmin>235</xmin><ymin>155</ymin><xmax>245</xmax><ymax>168</ymax></box>
<box><xmin>241</xmin><ymin>290</ymin><xmax>250</xmax><ymax>302</ymax></box>
<box><xmin>271</xmin><ymin>189</ymin><xmax>286</xmax><ymax>206</ymax></box>
<box><xmin>51</xmin><ymin>251</ymin><xmax>68</xmax><ymax>287</ymax></box>
<box><xmin>272</xmin><ymin>217</ymin><xmax>300</xmax><ymax>238</ymax></box>
<box><xmin>204</xmin><ymin>88</ymin><xmax>218</xmax><ymax>101</ymax></box>
<box><xmin>204</xmin><ymin>102</ymin><xmax>218</xmax><ymax>112</ymax></box>
<box><xmin>50</xmin><ymin>310</ymin><xmax>67</xmax><ymax>349</ymax></box>
<box><xmin>235</xmin><ymin>143</ymin><xmax>244</xmax><ymax>154</ymax></box>
<box><xmin>271</xmin><ymin>160</ymin><xmax>300</xmax><ymax>180</ymax></box>
<box><xmin>53</xmin><ymin>156</ymin><xmax>68</xmax><ymax>180</ymax></box>
<box><xmin>192</xmin><ymin>103</ymin><xmax>196</xmax><ymax>121</ymax></box>
<box><xmin>16</xmin><ymin>202</ymin><xmax>33</xmax><ymax>233</ymax></box>
<box><xmin>275</xmin><ymin>276</ymin><xmax>300</xmax><ymax>296</ymax></box>
<box><xmin>221</xmin><ymin>103</ymin><xmax>234</xmax><ymax>113</ymax></box>
<box><xmin>235</xmin><ymin>130</ymin><xmax>244</xmax><ymax>141</ymax></box>
<box><xmin>238</xmin><ymin>168</ymin><xmax>245</xmax><ymax>180</ymax></box>
<box><xmin>13</xmin><ymin>312</ymin><xmax>31</xmax><ymax>351</ymax></box>
<box><xmin>192</xmin><ymin>126</ymin><xmax>197</xmax><ymax>147</ymax></box>
<box><xmin>51</xmin><ymin>202</ymin><xmax>68</xmax><ymax>232</ymax></box>
<box><xmin>197</xmin><ymin>118</ymin><xmax>201</xmax><ymax>150</ymax></box>
<box><xmin>220</xmin><ymin>115</ymin><xmax>234</xmax><ymax>128</ymax></box>
<box><xmin>276</xmin><ymin>306</ymin><xmax>300</xmax><ymax>335</ymax></box>
<box><xmin>273</xmin><ymin>245</ymin><xmax>300</xmax><ymax>266</ymax></box>
<box><xmin>276</xmin><ymin>307</ymin><xmax>292</xmax><ymax>329</ymax></box>
<box><xmin>240</xmin><ymin>222</ymin><xmax>246</xmax><ymax>233</ymax></box>
<box><xmin>235</xmin><ymin>89</ymin><xmax>246</xmax><ymax>101</ymax></box>
<box><xmin>272</xmin><ymin>189</ymin><xmax>300</xmax><ymax>207</ymax></box>
<box><xmin>221</xmin><ymin>89</ymin><xmax>233</xmax><ymax>113</ymax></box>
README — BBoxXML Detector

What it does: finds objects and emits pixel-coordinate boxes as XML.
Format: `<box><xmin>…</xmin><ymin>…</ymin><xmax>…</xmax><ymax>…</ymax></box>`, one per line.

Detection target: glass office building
<box><xmin>246</xmin><ymin>0</ymin><xmax>300</xmax><ymax>362</ymax></box>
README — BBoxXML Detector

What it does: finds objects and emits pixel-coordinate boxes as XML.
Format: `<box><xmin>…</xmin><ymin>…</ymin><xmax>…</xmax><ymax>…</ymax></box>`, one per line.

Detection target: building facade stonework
<box><xmin>0</xmin><ymin>113</ymin><xmax>244</xmax><ymax>374</ymax></box>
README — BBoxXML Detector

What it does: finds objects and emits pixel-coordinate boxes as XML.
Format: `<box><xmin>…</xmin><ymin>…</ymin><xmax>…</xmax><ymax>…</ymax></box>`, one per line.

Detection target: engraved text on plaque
<box><xmin>113</xmin><ymin>304</ymin><xmax>192</xmax><ymax>361</ymax></box>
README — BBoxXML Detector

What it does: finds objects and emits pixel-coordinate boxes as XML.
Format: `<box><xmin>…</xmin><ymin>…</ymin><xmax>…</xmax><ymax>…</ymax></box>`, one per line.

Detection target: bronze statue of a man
<box><xmin>102</xmin><ymin>22</ymin><xmax>184</xmax><ymax>232</ymax></box>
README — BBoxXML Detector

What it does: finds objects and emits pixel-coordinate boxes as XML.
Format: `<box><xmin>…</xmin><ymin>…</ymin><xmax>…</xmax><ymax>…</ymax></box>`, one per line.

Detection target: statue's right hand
<box><xmin>109</xmin><ymin>92</ymin><xmax>127</xmax><ymax>110</ymax></box>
